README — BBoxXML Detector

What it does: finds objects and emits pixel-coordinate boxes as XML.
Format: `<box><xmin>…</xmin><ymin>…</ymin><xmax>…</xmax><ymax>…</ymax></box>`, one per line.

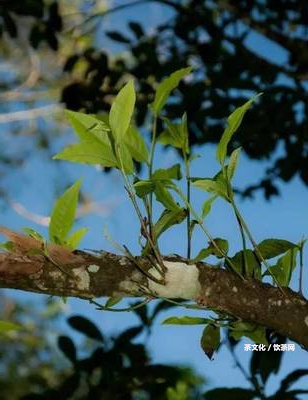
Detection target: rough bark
<box><xmin>0</xmin><ymin>227</ymin><xmax>307</xmax><ymax>350</ymax></box>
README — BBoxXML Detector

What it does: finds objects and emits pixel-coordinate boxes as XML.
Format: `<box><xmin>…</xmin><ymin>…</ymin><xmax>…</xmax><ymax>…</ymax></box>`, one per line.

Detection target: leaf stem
<box><xmin>183</xmin><ymin>152</ymin><xmax>191</xmax><ymax>259</ymax></box>
<box><xmin>172</xmin><ymin>185</ymin><xmax>245</xmax><ymax>280</ymax></box>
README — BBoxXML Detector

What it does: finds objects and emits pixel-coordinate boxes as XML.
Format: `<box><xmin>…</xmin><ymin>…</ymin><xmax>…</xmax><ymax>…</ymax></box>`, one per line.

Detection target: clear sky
<box><xmin>1</xmin><ymin>0</ymin><xmax>308</xmax><ymax>395</ymax></box>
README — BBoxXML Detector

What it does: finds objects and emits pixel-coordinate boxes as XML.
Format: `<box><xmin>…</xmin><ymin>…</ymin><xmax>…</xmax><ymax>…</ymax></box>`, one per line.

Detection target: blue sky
<box><xmin>1</xmin><ymin>0</ymin><xmax>308</xmax><ymax>395</ymax></box>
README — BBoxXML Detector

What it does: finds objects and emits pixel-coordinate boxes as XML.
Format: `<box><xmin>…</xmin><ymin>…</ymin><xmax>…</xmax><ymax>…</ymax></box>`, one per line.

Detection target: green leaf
<box><xmin>53</xmin><ymin>140</ymin><xmax>118</xmax><ymax>167</ymax></box>
<box><xmin>65</xmin><ymin>110</ymin><xmax>110</xmax><ymax>143</ymax></box>
<box><xmin>153</xmin><ymin>208</ymin><xmax>186</xmax><ymax>239</ymax></box>
<box><xmin>229</xmin><ymin>322</ymin><xmax>268</xmax><ymax>345</ymax></box>
<box><xmin>200</xmin><ymin>324</ymin><xmax>220</xmax><ymax>360</ymax></box>
<box><xmin>117</xmin><ymin>143</ymin><xmax>134</xmax><ymax>174</ymax></box>
<box><xmin>216</xmin><ymin>94</ymin><xmax>261</xmax><ymax>166</ymax></box>
<box><xmin>0</xmin><ymin>320</ymin><xmax>21</xmax><ymax>333</ymax></box>
<box><xmin>124</xmin><ymin>126</ymin><xmax>149</xmax><ymax>163</ymax></box>
<box><xmin>142</xmin><ymin>208</ymin><xmax>186</xmax><ymax>255</ymax></box>
<box><xmin>193</xmin><ymin>237</ymin><xmax>228</xmax><ymax>262</ymax></box>
<box><xmin>158</xmin><ymin>114</ymin><xmax>189</xmax><ymax>154</ymax></box>
<box><xmin>227</xmin><ymin>147</ymin><xmax>241</xmax><ymax>180</ymax></box>
<box><xmin>201</xmin><ymin>195</ymin><xmax>218</xmax><ymax>219</ymax></box>
<box><xmin>269</xmin><ymin>247</ymin><xmax>299</xmax><ymax>286</ymax></box>
<box><xmin>257</xmin><ymin>239</ymin><xmax>297</xmax><ymax>259</ymax></box>
<box><xmin>66</xmin><ymin>227</ymin><xmax>88</xmax><ymax>250</ymax></box>
<box><xmin>154</xmin><ymin>182</ymin><xmax>180</xmax><ymax>211</ymax></box>
<box><xmin>49</xmin><ymin>180</ymin><xmax>81</xmax><ymax>245</ymax></box>
<box><xmin>192</xmin><ymin>247</ymin><xmax>212</xmax><ymax>263</ymax></box>
<box><xmin>0</xmin><ymin>241</ymin><xmax>14</xmax><ymax>251</ymax></box>
<box><xmin>204</xmin><ymin>388</ymin><xmax>256</xmax><ymax>400</ymax></box>
<box><xmin>151</xmin><ymin>67</ymin><xmax>193</xmax><ymax>115</ymax></box>
<box><xmin>152</xmin><ymin>164</ymin><xmax>182</xmax><ymax>180</ymax></box>
<box><xmin>162</xmin><ymin>316</ymin><xmax>211</xmax><ymax>325</ymax></box>
<box><xmin>105</xmin><ymin>297</ymin><xmax>123</xmax><ymax>308</ymax></box>
<box><xmin>23</xmin><ymin>227</ymin><xmax>44</xmax><ymax>242</ymax></box>
<box><xmin>134</xmin><ymin>180</ymin><xmax>156</xmax><ymax>198</ymax></box>
<box><xmin>192</xmin><ymin>171</ymin><xmax>229</xmax><ymax>201</ymax></box>
<box><xmin>230</xmin><ymin>249</ymin><xmax>260</xmax><ymax>279</ymax></box>
<box><xmin>109</xmin><ymin>80</ymin><xmax>136</xmax><ymax>141</ymax></box>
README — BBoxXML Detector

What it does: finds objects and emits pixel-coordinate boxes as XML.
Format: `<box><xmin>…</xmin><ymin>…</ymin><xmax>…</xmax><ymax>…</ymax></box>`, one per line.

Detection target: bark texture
<box><xmin>0</xmin><ymin>227</ymin><xmax>307</xmax><ymax>350</ymax></box>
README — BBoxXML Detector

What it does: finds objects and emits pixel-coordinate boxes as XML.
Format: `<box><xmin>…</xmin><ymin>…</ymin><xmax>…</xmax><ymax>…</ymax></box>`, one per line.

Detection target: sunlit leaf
<box><xmin>53</xmin><ymin>140</ymin><xmax>117</xmax><ymax>167</ymax></box>
<box><xmin>23</xmin><ymin>227</ymin><xmax>44</xmax><ymax>242</ymax></box>
<box><xmin>66</xmin><ymin>227</ymin><xmax>88</xmax><ymax>250</ymax></box>
<box><xmin>49</xmin><ymin>180</ymin><xmax>81</xmax><ymax>245</ymax></box>
<box><xmin>125</xmin><ymin>126</ymin><xmax>149</xmax><ymax>163</ymax></box>
<box><xmin>152</xmin><ymin>164</ymin><xmax>182</xmax><ymax>180</ymax></box>
<box><xmin>227</xmin><ymin>147</ymin><xmax>241</xmax><ymax>180</ymax></box>
<box><xmin>151</xmin><ymin>67</ymin><xmax>193</xmax><ymax>115</ymax></box>
<box><xmin>201</xmin><ymin>195</ymin><xmax>218</xmax><ymax>219</ymax></box>
<box><xmin>65</xmin><ymin>110</ymin><xmax>110</xmax><ymax>143</ymax></box>
<box><xmin>134</xmin><ymin>180</ymin><xmax>156</xmax><ymax>197</ymax></box>
<box><xmin>109</xmin><ymin>80</ymin><xmax>136</xmax><ymax>141</ymax></box>
<box><xmin>216</xmin><ymin>94</ymin><xmax>261</xmax><ymax>166</ymax></box>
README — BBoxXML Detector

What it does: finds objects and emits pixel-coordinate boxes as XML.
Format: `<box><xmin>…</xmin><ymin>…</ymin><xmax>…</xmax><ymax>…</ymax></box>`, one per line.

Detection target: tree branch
<box><xmin>0</xmin><ymin>227</ymin><xmax>307</xmax><ymax>349</ymax></box>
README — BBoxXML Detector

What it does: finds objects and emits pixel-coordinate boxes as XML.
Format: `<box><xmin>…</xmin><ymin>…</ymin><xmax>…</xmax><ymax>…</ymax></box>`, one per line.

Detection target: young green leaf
<box><xmin>0</xmin><ymin>320</ymin><xmax>21</xmax><ymax>333</ymax></box>
<box><xmin>230</xmin><ymin>249</ymin><xmax>260</xmax><ymax>279</ymax></box>
<box><xmin>216</xmin><ymin>94</ymin><xmax>261</xmax><ymax>166</ymax></box>
<box><xmin>227</xmin><ymin>147</ymin><xmax>241</xmax><ymax>180</ymax></box>
<box><xmin>53</xmin><ymin>139</ymin><xmax>118</xmax><ymax>167</ymax></box>
<box><xmin>142</xmin><ymin>208</ymin><xmax>186</xmax><ymax>255</ymax></box>
<box><xmin>152</xmin><ymin>164</ymin><xmax>182</xmax><ymax>180</ymax></box>
<box><xmin>200</xmin><ymin>324</ymin><xmax>220</xmax><ymax>360</ymax></box>
<box><xmin>105</xmin><ymin>297</ymin><xmax>123</xmax><ymax>308</ymax></box>
<box><xmin>201</xmin><ymin>195</ymin><xmax>218</xmax><ymax>219</ymax></box>
<box><xmin>23</xmin><ymin>227</ymin><xmax>44</xmax><ymax>242</ymax></box>
<box><xmin>151</xmin><ymin>67</ymin><xmax>193</xmax><ymax>115</ymax></box>
<box><xmin>66</xmin><ymin>227</ymin><xmax>88</xmax><ymax>250</ymax></box>
<box><xmin>125</xmin><ymin>126</ymin><xmax>149</xmax><ymax>163</ymax></box>
<box><xmin>134</xmin><ymin>180</ymin><xmax>156</xmax><ymax>198</ymax></box>
<box><xmin>153</xmin><ymin>208</ymin><xmax>186</xmax><ymax>239</ymax></box>
<box><xmin>49</xmin><ymin>180</ymin><xmax>81</xmax><ymax>245</ymax></box>
<box><xmin>269</xmin><ymin>247</ymin><xmax>299</xmax><ymax>286</ymax></box>
<box><xmin>117</xmin><ymin>143</ymin><xmax>134</xmax><ymax>174</ymax></box>
<box><xmin>65</xmin><ymin>110</ymin><xmax>110</xmax><ymax>143</ymax></box>
<box><xmin>158</xmin><ymin>114</ymin><xmax>189</xmax><ymax>154</ymax></box>
<box><xmin>257</xmin><ymin>239</ymin><xmax>297</xmax><ymax>259</ymax></box>
<box><xmin>154</xmin><ymin>182</ymin><xmax>180</xmax><ymax>211</ymax></box>
<box><xmin>109</xmin><ymin>80</ymin><xmax>136</xmax><ymax>141</ymax></box>
<box><xmin>192</xmin><ymin>178</ymin><xmax>228</xmax><ymax>200</ymax></box>
<box><xmin>192</xmin><ymin>247</ymin><xmax>212</xmax><ymax>263</ymax></box>
<box><xmin>162</xmin><ymin>316</ymin><xmax>211</xmax><ymax>325</ymax></box>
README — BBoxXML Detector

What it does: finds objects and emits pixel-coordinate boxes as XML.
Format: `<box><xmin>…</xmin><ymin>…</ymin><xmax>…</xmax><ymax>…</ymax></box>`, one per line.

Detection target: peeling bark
<box><xmin>0</xmin><ymin>228</ymin><xmax>307</xmax><ymax>350</ymax></box>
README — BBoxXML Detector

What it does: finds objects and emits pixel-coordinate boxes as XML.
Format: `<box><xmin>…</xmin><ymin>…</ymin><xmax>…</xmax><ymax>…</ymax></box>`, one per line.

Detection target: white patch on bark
<box><xmin>148</xmin><ymin>261</ymin><xmax>201</xmax><ymax>299</ymax></box>
<box><xmin>118</xmin><ymin>270</ymin><xmax>143</xmax><ymax>294</ymax></box>
<box><xmin>87</xmin><ymin>264</ymin><xmax>100</xmax><ymax>273</ymax></box>
<box><xmin>72</xmin><ymin>267</ymin><xmax>90</xmax><ymax>291</ymax></box>
<box><xmin>232</xmin><ymin>286</ymin><xmax>238</xmax><ymax>293</ymax></box>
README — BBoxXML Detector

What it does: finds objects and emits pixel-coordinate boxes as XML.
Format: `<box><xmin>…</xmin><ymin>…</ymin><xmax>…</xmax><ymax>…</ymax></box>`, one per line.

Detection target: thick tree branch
<box><xmin>0</xmin><ymin>227</ymin><xmax>307</xmax><ymax>349</ymax></box>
